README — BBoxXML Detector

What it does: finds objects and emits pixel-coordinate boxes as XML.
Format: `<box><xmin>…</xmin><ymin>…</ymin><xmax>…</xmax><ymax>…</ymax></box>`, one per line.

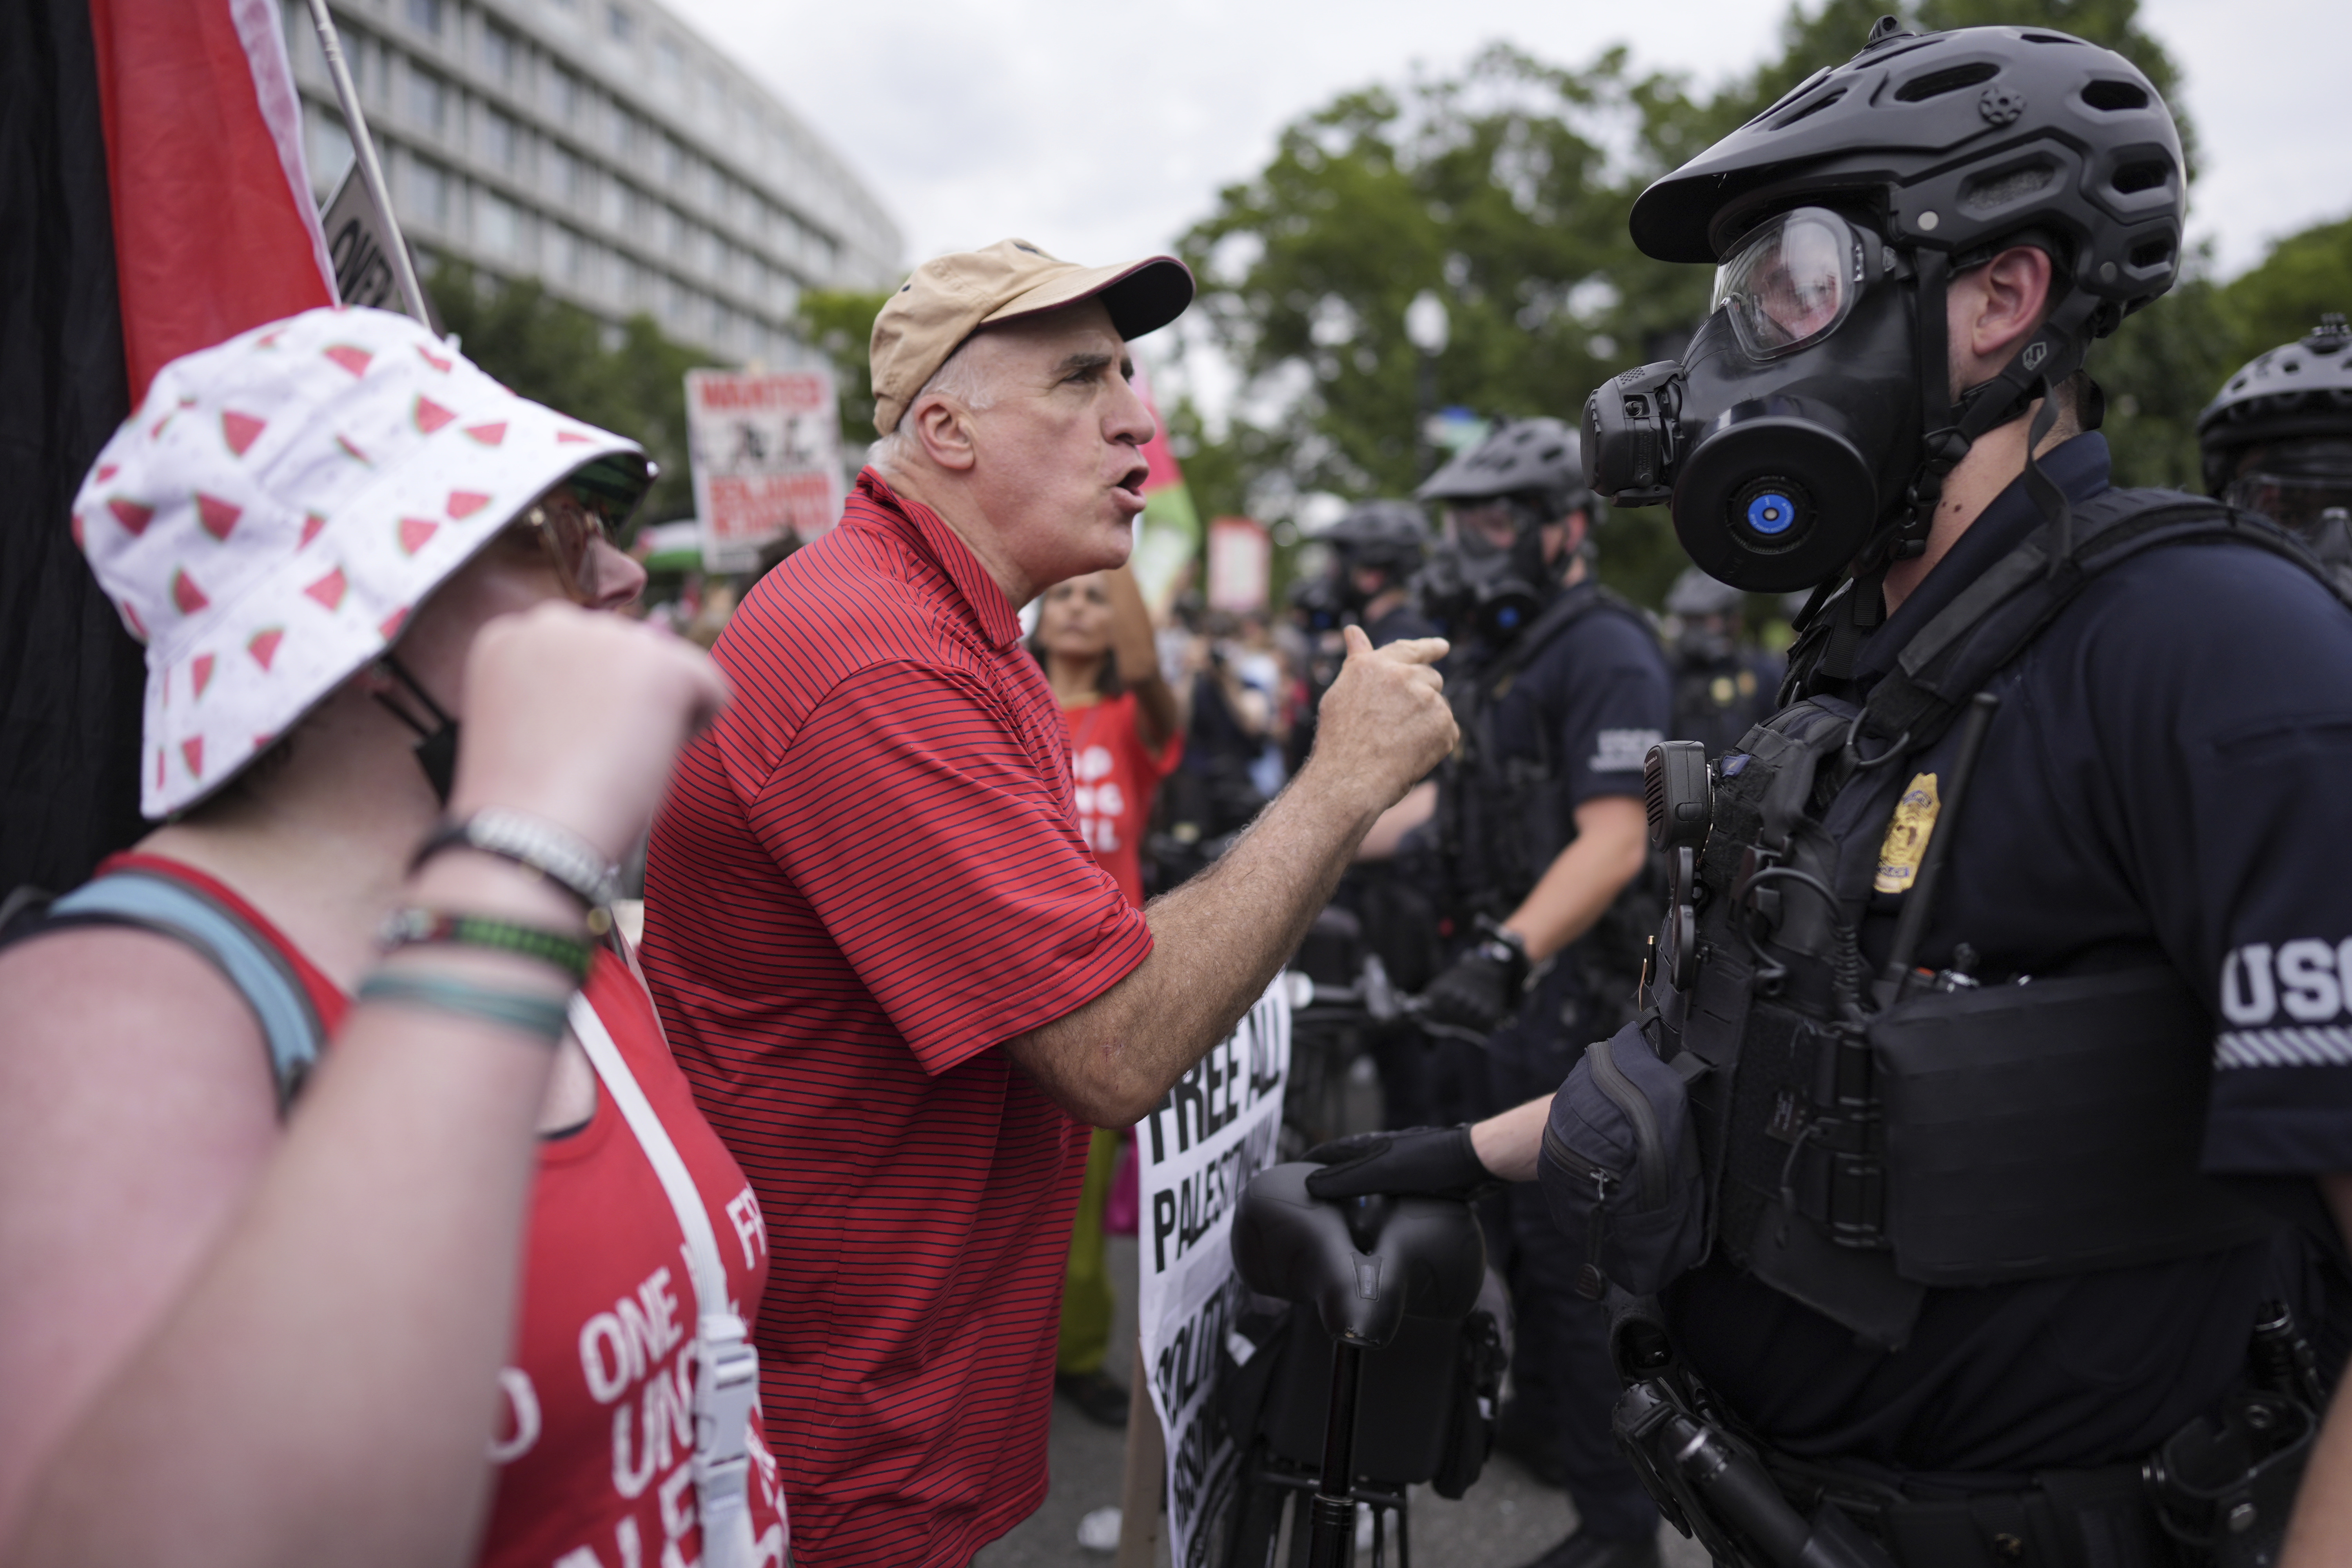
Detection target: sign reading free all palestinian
<box><xmin>1135</xmin><ymin>980</ymin><xmax>1291</xmax><ymax>1568</ymax></box>
<box><xmin>684</xmin><ymin>369</ymin><xmax>843</xmax><ymax>572</ymax></box>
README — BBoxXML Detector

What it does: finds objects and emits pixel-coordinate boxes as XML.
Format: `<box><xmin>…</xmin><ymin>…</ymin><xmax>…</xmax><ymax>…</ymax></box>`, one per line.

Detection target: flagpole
<box><xmin>302</xmin><ymin>0</ymin><xmax>431</xmax><ymax>327</ymax></box>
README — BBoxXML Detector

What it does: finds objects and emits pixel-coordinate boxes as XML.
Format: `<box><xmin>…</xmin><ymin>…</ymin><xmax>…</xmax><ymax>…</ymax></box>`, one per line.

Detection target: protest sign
<box><xmin>683</xmin><ymin>368</ymin><xmax>844</xmax><ymax>572</ymax></box>
<box><xmin>318</xmin><ymin>165</ymin><xmax>442</xmax><ymax>333</ymax></box>
<box><xmin>1206</xmin><ymin>516</ymin><xmax>1270</xmax><ymax>613</ymax></box>
<box><xmin>1135</xmin><ymin>979</ymin><xmax>1292</xmax><ymax>1568</ymax></box>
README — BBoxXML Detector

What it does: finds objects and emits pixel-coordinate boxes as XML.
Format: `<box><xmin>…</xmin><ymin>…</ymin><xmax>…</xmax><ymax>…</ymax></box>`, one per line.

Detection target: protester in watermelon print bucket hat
<box><xmin>74</xmin><ymin>304</ymin><xmax>655</xmax><ymax>818</ymax></box>
<box><xmin>0</xmin><ymin>306</ymin><xmax>794</xmax><ymax>1568</ymax></box>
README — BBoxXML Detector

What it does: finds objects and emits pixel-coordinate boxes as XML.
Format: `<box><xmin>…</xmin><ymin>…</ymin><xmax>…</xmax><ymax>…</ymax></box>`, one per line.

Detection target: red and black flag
<box><xmin>2</xmin><ymin>0</ymin><xmax>334</xmax><ymax>892</ymax></box>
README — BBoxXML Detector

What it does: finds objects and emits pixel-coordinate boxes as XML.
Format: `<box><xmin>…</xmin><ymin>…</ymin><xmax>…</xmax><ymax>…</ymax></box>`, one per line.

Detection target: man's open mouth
<box><xmin>1115</xmin><ymin>464</ymin><xmax>1148</xmax><ymax>500</ymax></box>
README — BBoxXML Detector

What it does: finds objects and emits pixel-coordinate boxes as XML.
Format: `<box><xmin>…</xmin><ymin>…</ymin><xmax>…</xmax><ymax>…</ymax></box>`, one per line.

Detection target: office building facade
<box><xmin>279</xmin><ymin>0</ymin><xmax>902</xmax><ymax>368</ymax></box>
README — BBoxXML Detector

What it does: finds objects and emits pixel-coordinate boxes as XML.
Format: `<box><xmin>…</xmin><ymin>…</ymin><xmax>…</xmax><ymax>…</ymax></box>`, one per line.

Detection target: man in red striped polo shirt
<box><xmin>640</xmin><ymin>239</ymin><xmax>1458</xmax><ymax>1566</ymax></box>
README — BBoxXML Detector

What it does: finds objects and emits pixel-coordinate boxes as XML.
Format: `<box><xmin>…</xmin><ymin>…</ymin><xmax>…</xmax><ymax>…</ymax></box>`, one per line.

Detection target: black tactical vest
<box><xmin>1435</xmin><ymin>581</ymin><xmax>1651</xmax><ymax>924</ymax></box>
<box><xmin>1645</xmin><ymin>489</ymin><xmax>2352</xmax><ymax>1349</ymax></box>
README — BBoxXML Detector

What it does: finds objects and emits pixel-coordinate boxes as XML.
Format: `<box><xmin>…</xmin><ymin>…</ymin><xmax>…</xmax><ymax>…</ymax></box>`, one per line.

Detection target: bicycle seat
<box><xmin>1231</xmin><ymin>1162</ymin><xmax>1487</xmax><ymax>1347</ymax></box>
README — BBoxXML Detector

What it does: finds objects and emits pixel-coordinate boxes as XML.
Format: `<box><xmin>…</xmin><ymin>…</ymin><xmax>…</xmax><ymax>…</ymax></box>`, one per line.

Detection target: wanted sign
<box><xmin>1135</xmin><ymin>980</ymin><xmax>1291</xmax><ymax>1568</ymax></box>
<box><xmin>683</xmin><ymin>369</ymin><xmax>844</xmax><ymax>572</ymax></box>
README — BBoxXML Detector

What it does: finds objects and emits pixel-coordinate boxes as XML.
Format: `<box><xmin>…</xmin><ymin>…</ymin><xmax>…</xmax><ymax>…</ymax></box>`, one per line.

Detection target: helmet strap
<box><xmin>1900</xmin><ymin>254</ymin><xmax>2102</xmax><ymax>578</ymax></box>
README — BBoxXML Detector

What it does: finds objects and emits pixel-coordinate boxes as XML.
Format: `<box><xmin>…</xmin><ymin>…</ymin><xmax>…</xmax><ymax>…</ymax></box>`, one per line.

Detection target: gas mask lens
<box><xmin>1709</xmin><ymin>208</ymin><xmax>1866</xmax><ymax>361</ymax></box>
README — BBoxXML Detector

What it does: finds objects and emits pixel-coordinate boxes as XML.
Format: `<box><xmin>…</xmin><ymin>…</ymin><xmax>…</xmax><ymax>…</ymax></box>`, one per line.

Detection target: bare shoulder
<box><xmin>0</xmin><ymin>925</ymin><xmax>282</xmax><ymax>1507</ymax></box>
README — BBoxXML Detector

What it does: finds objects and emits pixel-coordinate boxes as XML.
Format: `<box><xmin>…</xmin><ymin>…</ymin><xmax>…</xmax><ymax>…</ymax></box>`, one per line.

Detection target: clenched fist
<box><xmin>1306</xmin><ymin>626</ymin><xmax>1457</xmax><ymax>815</ymax></box>
<box><xmin>448</xmin><ymin>602</ymin><xmax>730</xmax><ymax>861</ymax></box>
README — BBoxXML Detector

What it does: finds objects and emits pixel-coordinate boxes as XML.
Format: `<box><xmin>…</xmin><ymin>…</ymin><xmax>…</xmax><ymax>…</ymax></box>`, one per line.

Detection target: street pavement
<box><xmin>973</xmin><ymin>1236</ymin><xmax>1708</xmax><ymax>1568</ymax></box>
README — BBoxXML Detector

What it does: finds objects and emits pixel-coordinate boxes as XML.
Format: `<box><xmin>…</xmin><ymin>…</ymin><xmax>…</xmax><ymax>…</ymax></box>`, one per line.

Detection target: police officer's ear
<box><xmin>1950</xmin><ymin>246</ymin><xmax>2057</xmax><ymax>394</ymax></box>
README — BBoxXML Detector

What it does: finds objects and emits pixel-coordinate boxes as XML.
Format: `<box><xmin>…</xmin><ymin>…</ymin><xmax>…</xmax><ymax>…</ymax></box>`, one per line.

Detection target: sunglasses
<box><xmin>501</xmin><ymin>488</ymin><xmax>618</xmax><ymax>601</ymax></box>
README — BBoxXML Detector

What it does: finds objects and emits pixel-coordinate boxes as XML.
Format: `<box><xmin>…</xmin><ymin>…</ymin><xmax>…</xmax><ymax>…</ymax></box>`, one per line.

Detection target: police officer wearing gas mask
<box><xmin>1290</xmin><ymin>501</ymin><xmax>1442</xmax><ymax>770</ymax></box>
<box><xmin>1392</xmin><ymin>417</ymin><xmax>1671</xmax><ymax>1568</ymax></box>
<box><xmin>2200</xmin><ymin>314</ymin><xmax>2352</xmax><ymax>595</ymax></box>
<box><xmin>1663</xmin><ymin>566</ymin><xmax>1784</xmax><ymax>759</ymax></box>
<box><xmin>1307</xmin><ymin>20</ymin><xmax>2352</xmax><ymax>1568</ymax></box>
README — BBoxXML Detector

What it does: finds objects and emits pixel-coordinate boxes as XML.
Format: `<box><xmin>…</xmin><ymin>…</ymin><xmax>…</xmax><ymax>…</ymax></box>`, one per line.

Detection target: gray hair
<box><xmin>871</xmin><ymin>336</ymin><xmax>1001</xmax><ymax>468</ymax></box>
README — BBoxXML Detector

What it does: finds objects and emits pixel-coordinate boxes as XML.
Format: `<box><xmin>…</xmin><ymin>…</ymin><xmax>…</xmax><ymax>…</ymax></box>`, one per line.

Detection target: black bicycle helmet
<box><xmin>1664</xmin><ymin>566</ymin><xmax>1746</xmax><ymax>619</ymax></box>
<box><xmin>2197</xmin><ymin>315</ymin><xmax>2352</xmax><ymax>494</ymax></box>
<box><xmin>1417</xmin><ymin>417</ymin><xmax>1594</xmax><ymax>518</ymax></box>
<box><xmin>1325</xmin><ymin>499</ymin><xmax>1432</xmax><ymax>577</ymax></box>
<box><xmin>1632</xmin><ymin>19</ymin><xmax>2183</xmax><ymax>331</ymax></box>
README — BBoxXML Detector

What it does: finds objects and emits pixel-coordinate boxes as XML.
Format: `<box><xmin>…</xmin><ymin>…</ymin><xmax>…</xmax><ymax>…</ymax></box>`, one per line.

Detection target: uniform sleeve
<box><xmin>1550</xmin><ymin>613</ymin><xmax>1673</xmax><ymax>806</ymax></box>
<box><xmin>744</xmin><ymin>660</ymin><xmax>1152</xmax><ymax>1076</ymax></box>
<box><xmin>2082</xmin><ymin>546</ymin><xmax>2352</xmax><ymax>1174</ymax></box>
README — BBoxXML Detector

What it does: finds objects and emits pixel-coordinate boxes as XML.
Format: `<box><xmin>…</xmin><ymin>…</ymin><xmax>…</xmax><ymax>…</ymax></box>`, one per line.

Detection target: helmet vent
<box><xmin>1895</xmin><ymin>62</ymin><xmax>1998</xmax><ymax>102</ymax></box>
<box><xmin>2129</xmin><ymin>237</ymin><xmax>2176</xmax><ymax>269</ymax></box>
<box><xmin>1771</xmin><ymin>88</ymin><xmax>1846</xmax><ymax>129</ymax></box>
<box><xmin>2020</xmin><ymin>32</ymin><xmax>2083</xmax><ymax>44</ymax></box>
<box><xmin>2080</xmin><ymin>79</ymin><xmax>2150</xmax><ymax>111</ymax></box>
<box><xmin>1962</xmin><ymin>162</ymin><xmax>2055</xmax><ymax>214</ymax></box>
<box><xmin>2111</xmin><ymin>159</ymin><xmax>2171</xmax><ymax>195</ymax></box>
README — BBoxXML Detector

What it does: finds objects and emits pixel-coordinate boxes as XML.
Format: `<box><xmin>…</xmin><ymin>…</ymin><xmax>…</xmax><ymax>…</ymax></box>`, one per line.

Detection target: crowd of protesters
<box><xmin>0</xmin><ymin>238</ymin><xmax>1459</xmax><ymax>1568</ymax></box>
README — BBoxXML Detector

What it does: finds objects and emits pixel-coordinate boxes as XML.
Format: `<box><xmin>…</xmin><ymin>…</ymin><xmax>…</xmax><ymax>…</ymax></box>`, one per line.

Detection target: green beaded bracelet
<box><xmin>354</xmin><ymin>971</ymin><xmax>572</xmax><ymax>1044</ymax></box>
<box><xmin>378</xmin><ymin>908</ymin><xmax>595</xmax><ymax>983</ymax></box>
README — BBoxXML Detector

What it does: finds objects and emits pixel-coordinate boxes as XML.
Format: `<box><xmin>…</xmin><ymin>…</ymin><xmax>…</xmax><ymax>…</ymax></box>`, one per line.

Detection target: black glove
<box><xmin>1419</xmin><ymin>927</ymin><xmax>1530</xmax><ymax>1034</ymax></box>
<box><xmin>1303</xmin><ymin>1125</ymin><xmax>1496</xmax><ymax>1201</ymax></box>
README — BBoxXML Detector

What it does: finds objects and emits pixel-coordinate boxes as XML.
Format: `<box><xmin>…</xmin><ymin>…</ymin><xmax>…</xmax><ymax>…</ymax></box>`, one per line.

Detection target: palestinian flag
<box><xmin>1129</xmin><ymin>362</ymin><xmax>1205</xmax><ymax>615</ymax></box>
<box><xmin>2</xmin><ymin>0</ymin><xmax>334</xmax><ymax>894</ymax></box>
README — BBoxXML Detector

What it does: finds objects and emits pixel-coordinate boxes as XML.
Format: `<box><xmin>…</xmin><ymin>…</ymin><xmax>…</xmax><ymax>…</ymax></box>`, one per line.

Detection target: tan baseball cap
<box><xmin>868</xmin><ymin>238</ymin><xmax>1194</xmax><ymax>436</ymax></box>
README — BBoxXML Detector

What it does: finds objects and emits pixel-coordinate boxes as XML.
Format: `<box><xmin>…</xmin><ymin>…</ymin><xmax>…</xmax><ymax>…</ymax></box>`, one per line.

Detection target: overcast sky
<box><xmin>667</xmin><ymin>0</ymin><xmax>2346</xmax><ymax>403</ymax></box>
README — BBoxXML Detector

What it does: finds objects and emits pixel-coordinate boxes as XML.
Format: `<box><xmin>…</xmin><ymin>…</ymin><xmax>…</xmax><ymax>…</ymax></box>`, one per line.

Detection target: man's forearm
<box><xmin>1007</xmin><ymin>759</ymin><xmax>1380</xmax><ymax>1125</ymax></box>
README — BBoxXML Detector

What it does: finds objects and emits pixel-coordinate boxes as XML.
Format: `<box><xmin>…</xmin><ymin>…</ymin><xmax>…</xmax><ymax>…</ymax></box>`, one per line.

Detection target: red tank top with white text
<box><xmin>100</xmin><ymin>855</ymin><xmax>790</xmax><ymax>1568</ymax></box>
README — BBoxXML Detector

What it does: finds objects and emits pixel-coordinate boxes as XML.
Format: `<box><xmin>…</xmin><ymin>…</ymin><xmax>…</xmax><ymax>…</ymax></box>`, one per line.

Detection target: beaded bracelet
<box><xmin>354</xmin><ymin>971</ymin><xmax>571</xmax><ymax>1044</ymax></box>
<box><xmin>379</xmin><ymin>907</ymin><xmax>595</xmax><ymax>984</ymax></box>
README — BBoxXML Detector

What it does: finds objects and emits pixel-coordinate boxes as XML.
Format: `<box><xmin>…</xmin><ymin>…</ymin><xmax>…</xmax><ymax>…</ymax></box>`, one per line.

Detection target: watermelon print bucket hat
<box><xmin>73</xmin><ymin>305</ymin><xmax>651</xmax><ymax>820</ymax></box>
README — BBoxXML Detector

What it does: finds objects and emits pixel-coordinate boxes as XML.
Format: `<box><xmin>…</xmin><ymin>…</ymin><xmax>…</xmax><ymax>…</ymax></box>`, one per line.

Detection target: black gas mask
<box><xmin>2225</xmin><ymin>439</ymin><xmax>2352</xmax><ymax>557</ymax></box>
<box><xmin>1416</xmin><ymin>496</ymin><xmax>1559</xmax><ymax>642</ymax></box>
<box><xmin>1289</xmin><ymin>570</ymin><xmax>1348</xmax><ymax>633</ymax></box>
<box><xmin>1586</xmin><ymin>208</ymin><xmax>1924</xmax><ymax>593</ymax></box>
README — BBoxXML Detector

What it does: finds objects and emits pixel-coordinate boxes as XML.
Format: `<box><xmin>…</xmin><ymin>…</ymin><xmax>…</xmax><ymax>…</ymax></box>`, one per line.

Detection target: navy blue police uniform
<box><xmin>1664</xmin><ymin>431</ymin><xmax>2352</xmax><ymax>1490</ymax></box>
<box><xmin>1446</xmin><ymin>575</ymin><xmax>1672</xmax><ymax>1540</ymax></box>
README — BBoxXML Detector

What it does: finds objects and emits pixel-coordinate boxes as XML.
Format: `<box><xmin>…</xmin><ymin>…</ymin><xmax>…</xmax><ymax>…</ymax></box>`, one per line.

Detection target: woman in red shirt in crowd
<box><xmin>1031</xmin><ymin>564</ymin><xmax>1182</xmax><ymax>1424</ymax></box>
<box><xmin>0</xmin><ymin>308</ymin><xmax>781</xmax><ymax>1568</ymax></box>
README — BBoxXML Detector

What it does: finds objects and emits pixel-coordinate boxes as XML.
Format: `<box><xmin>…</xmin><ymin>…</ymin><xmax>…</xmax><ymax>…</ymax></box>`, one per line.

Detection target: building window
<box><xmin>305</xmin><ymin>103</ymin><xmax>355</xmax><ymax>195</ymax></box>
<box><xmin>481</xmin><ymin>22</ymin><xmax>516</xmax><ymax>80</ymax></box>
<box><xmin>658</xmin><ymin>136</ymin><xmax>683</xmax><ymax>184</ymax></box>
<box><xmin>547</xmin><ymin>225</ymin><xmax>581</xmax><ymax>282</ymax></box>
<box><xmin>406</xmin><ymin>0</ymin><xmax>442</xmax><ymax>36</ymax></box>
<box><xmin>549</xmin><ymin>65</ymin><xmax>581</xmax><ymax>122</ymax></box>
<box><xmin>655</xmin><ymin>36</ymin><xmax>682</xmax><ymax>83</ymax></box>
<box><xmin>606</xmin><ymin>4</ymin><xmax>633</xmax><ymax>43</ymax></box>
<box><xmin>481</xmin><ymin>106</ymin><xmax>518</xmax><ymax>170</ymax></box>
<box><xmin>407</xmin><ymin>65</ymin><xmax>447</xmax><ymax>135</ymax></box>
<box><xmin>665</xmin><ymin>276</ymin><xmax>691</xmax><ymax>325</ymax></box>
<box><xmin>478</xmin><ymin>191</ymin><xmax>519</xmax><ymax>258</ymax></box>
<box><xmin>606</xmin><ymin>101</ymin><xmax>633</xmax><ymax>157</ymax></box>
<box><xmin>405</xmin><ymin>155</ymin><xmax>450</xmax><ymax>226</ymax></box>
<box><xmin>598</xmin><ymin>176</ymin><xmax>625</xmax><ymax>230</ymax></box>
<box><xmin>545</xmin><ymin>143</ymin><xmax>579</xmax><ymax>206</ymax></box>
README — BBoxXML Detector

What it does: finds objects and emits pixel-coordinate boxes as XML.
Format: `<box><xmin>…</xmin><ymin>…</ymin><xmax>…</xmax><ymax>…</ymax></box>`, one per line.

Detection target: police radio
<box><xmin>1644</xmin><ymin>740</ymin><xmax>1713</xmax><ymax>993</ymax></box>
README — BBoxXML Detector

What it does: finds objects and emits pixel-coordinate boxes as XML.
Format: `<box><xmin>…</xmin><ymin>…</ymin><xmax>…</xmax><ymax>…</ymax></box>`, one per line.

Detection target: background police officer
<box><xmin>1310</xmin><ymin>20</ymin><xmax>2352</xmax><ymax>1568</ymax></box>
<box><xmin>1661</xmin><ymin>566</ymin><xmax>1783</xmax><ymax>758</ymax></box>
<box><xmin>2199</xmin><ymin>313</ymin><xmax>2352</xmax><ymax>591</ymax></box>
<box><xmin>1403</xmin><ymin>417</ymin><xmax>1671</xmax><ymax>1568</ymax></box>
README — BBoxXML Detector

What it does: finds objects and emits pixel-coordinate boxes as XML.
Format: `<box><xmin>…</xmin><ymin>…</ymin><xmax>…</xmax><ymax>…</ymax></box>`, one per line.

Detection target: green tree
<box><xmin>1180</xmin><ymin>0</ymin><xmax>2214</xmax><ymax>606</ymax></box>
<box><xmin>426</xmin><ymin>265</ymin><xmax>704</xmax><ymax>526</ymax></box>
<box><xmin>795</xmin><ymin>288</ymin><xmax>893</xmax><ymax>443</ymax></box>
<box><xmin>2221</xmin><ymin>214</ymin><xmax>2352</xmax><ymax>360</ymax></box>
